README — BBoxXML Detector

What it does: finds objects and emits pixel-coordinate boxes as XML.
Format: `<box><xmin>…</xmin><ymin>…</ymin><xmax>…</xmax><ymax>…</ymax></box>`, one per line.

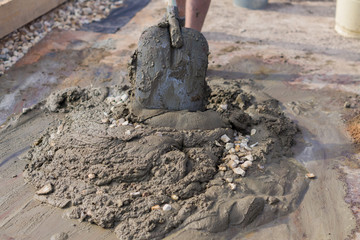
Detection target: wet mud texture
<box><xmin>23</xmin><ymin>81</ymin><xmax>308</xmax><ymax>240</ymax></box>
<box><xmin>130</xmin><ymin>26</ymin><xmax>209</xmax><ymax>111</ymax></box>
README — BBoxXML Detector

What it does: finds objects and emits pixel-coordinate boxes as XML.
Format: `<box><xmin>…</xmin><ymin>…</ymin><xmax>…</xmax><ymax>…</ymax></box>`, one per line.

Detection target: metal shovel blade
<box><xmin>130</xmin><ymin>25</ymin><xmax>209</xmax><ymax>111</ymax></box>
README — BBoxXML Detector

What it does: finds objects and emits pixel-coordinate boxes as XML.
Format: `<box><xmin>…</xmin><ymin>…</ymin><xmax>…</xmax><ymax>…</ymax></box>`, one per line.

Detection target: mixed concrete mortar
<box><xmin>22</xmin><ymin>78</ymin><xmax>309</xmax><ymax>239</ymax></box>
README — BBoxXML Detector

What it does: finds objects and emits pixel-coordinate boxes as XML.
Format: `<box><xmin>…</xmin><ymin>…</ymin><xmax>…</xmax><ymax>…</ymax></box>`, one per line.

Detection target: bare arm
<box><xmin>176</xmin><ymin>0</ymin><xmax>211</xmax><ymax>32</ymax></box>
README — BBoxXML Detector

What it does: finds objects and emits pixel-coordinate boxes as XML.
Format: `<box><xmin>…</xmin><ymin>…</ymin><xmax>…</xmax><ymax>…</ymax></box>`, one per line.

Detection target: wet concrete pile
<box><xmin>23</xmin><ymin>81</ymin><xmax>309</xmax><ymax>240</ymax></box>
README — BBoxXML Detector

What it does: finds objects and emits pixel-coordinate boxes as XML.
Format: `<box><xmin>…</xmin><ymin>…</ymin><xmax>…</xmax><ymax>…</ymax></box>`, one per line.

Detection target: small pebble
<box><xmin>115</xmin><ymin>96</ymin><xmax>122</xmax><ymax>102</ymax></box>
<box><xmin>227</xmin><ymin>154</ymin><xmax>239</xmax><ymax>161</ymax></box>
<box><xmin>50</xmin><ymin>232</ymin><xmax>68</xmax><ymax>240</ymax></box>
<box><xmin>142</xmin><ymin>192</ymin><xmax>150</xmax><ymax>197</ymax></box>
<box><xmin>229</xmin><ymin>148</ymin><xmax>236</xmax><ymax>154</ymax></box>
<box><xmin>219</xmin><ymin>104</ymin><xmax>228</xmax><ymax>110</ymax></box>
<box><xmin>88</xmin><ymin>173</ymin><xmax>96</xmax><ymax>179</ymax></box>
<box><xmin>151</xmin><ymin>205</ymin><xmax>161</xmax><ymax>211</ymax></box>
<box><xmin>101</xmin><ymin>118</ymin><xmax>109</xmax><ymax>123</ymax></box>
<box><xmin>220</xmin><ymin>134</ymin><xmax>231</xmax><ymax>143</ymax></box>
<box><xmin>305</xmin><ymin>173</ymin><xmax>316</xmax><ymax>179</ymax></box>
<box><xmin>118</xmin><ymin>118</ymin><xmax>125</xmax><ymax>124</ymax></box>
<box><xmin>36</xmin><ymin>183</ymin><xmax>53</xmax><ymax>195</ymax></box>
<box><xmin>232</xmin><ymin>167</ymin><xmax>246</xmax><ymax>177</ymax></box>
<box><xmin>218</xmin><ymin>166</ymin><xmax>227</xmax><ymax>171</ymax></box>
<box><xmin>162</xmin><ymin>204</ymin><xmax>172</xmax><ymax>211</ymax></box>
<box><xmin>241</xmin><ymin>161</ymin><xmax>252</xmax><ymax>170</ymax></box>
<box><xmin>257</xmin><ymin>164</ymin><xmax>265</xmax><ymax>170</ymax></box>
<box><xmin>243</xmin><ymin>154</ymin><xmax>254</xmax><ymax>162</ymax></box>
<box><xmin>250</xmin><ymin>142</ymin><xmax>258</xmax><ymax>148</ymax></box>
<box><xmin>171</xmin><ymin>194</ymin><xmax>179</xmax><ymax>201</ymax></box>
<box><xmin>228</xmin><ymin>183</ymin><xmax>237</xmax><ymax>190</ymax></box>
<box><xmin>344</xmin><ymin>102</ymin><xmax>351</xmax><ymax>108</ymax></box>
<box><xmin>251</xmin><ymin>129</ymin><xmax>257</xmax><ymax>135</ymax></box>
<box><xmin>227</xmin><ymin>159</ymin><xmax>239</xmax><ymax>169</ymax></box>
<box><xmin>120</xmin><ymin>93</ymin><xmax>129</xmax><ymax>102</ymax></box>
<box><xmin>225</xmin><ymin>143</ymin><xmax>234</xmax><ymax>150</ymax></box>
<box><xmin>125</xmin><ymin>130</ymin><xmax>131</xmax><ymax>135</ymax></box>
<box><xmin>130</xmin><ymin>192</ymin><xmax>141</xmax><ymax>198</ymax></box>
<box><xmin>225</xmin><ymin>177</ymin><xmax>233</xmax><ymax>183</ymax></box>
<box><xmin>214</xmin><ymin>140</ymin><xmax>222</xmax><ymax>147</ymax></box>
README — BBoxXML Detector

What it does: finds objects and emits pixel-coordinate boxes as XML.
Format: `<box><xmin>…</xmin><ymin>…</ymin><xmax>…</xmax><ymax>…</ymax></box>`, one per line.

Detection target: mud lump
<box><xmin>23</xmin><ymin>81</ymin><xmax>308</xmax><ymax>240</ymax></box>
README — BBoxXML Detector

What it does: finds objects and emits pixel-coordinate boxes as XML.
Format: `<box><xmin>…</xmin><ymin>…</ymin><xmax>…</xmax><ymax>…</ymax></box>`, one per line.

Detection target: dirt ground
<box><xmin>0</xmin><ymin>0</ymin><xmax>360</xmax><ymax>239</ymax></box>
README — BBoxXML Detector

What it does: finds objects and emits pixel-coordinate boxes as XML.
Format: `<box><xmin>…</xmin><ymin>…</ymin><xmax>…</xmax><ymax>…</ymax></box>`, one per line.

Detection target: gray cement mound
<box><xmin>23</xmin><ymin>81</ymin><xmax>309</xmax><ymax>240</ymax></box>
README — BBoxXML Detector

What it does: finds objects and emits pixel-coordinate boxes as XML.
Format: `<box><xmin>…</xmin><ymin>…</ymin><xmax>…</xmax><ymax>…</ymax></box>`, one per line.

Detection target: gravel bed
<box><xmin>0</xmin><ymin>0</ymin><xmax>123</xmax><ymax>76</ymax></box>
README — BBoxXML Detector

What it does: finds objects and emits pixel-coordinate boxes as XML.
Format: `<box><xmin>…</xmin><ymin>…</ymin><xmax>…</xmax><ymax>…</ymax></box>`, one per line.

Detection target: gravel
<box><xmin>0</xmin><ymin>0</ymin><xmax>124</xmax><ymax>77</ymax></box>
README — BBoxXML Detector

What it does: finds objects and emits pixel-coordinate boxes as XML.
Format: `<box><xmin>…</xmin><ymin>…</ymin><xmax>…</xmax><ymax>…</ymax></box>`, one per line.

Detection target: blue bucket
<box><xmin>234</xmin><ymin>0</ymin><xmax>268</xmax><ymax>10</ymax></box>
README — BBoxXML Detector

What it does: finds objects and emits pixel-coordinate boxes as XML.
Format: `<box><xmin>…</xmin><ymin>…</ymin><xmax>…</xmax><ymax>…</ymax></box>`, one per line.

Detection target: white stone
<box><xmin>228</xmin><ymin>183</ymin><xmax>237</xmax><ymax>190</ymax></box>
<box><xmin>227</xmin><ymin>154</ymin><xmax>239</xmax><ymax>161</ymax></box>
<box><xmin>220</xmin><ymin>134</ymin><xmax>231</xmax><ymax>143</ymax></box>
<box><xmin>171</xmin><ymin>194</ymin><xmax>179</xmax><ymax>201</ymax></box>
<box><xmin>232</xmin><ymin>167</ymin><xmax>246</xmax><ymax>177</ymax></box>
<box><xmin>225</xmin><ymin>143</ymin><xmax>234</xmax><ymax>150</ymax></box>
<box><xmin>225</xmin><ymin>177</ymin><xmax>233</xmax><ymax>183</ymax></box>
<box><xmin>241</xmin><ymin>161</ymin><xmax>252</xmax><ymax>170</ymax></box>
<box><xmin>118</xmin><ymin>118</ymin><xmax>125</xmax><ymax>124</ymax></box>
<box><xmin>219</xmin><ymin>104</ymin><xmax>228</xmax><ymax>110</ymax></box>
<box><xmin>115</xmin><ymin>96</ymin><xmax>122</xmax><ymax>102</ymax></box>
<box><xmin>214</xmin><ymin>140</ymin><xmax>222</xmax><ymax>147</ymax></box>
<box><xmin>162</xmin><ymin>204</ymin><xmax>172</xmax><ymax>211</ymax></box>
<box><xmin>243</xmin><ymin>154</ymin><xmax>254</xmax><ymax>162</ymax></box>
<box><xmin>120</xmin><ymin>93</ymin><xmax>129</xmax><ymax>102</ymax></box>
<box><xmin>227</xmin><ymin>159</ymin><xmax>239</xmax><ymax>169</ymax></box>
<box><xmin>50</xmin><ymin>133</ymin><xmax>56</xmax><ymax>139</ymax></box>
<box><xmin>251</xmin><ymin>129</ymin><xmax>257</xmax><ymax>135</ymax></box>
<box><xmin>36</xmin><ymin>183</ymin><xmax>53</xmax><ymax>195</ymax></box>
<box><xmin>125</xmin><ymin>130</ymin><xmax>131</xmax><ymax>135</ymax></box>
<box><xmin>88</xmin><ymin>173</ymin><xmax>96</xmax><ymax>179</ymax></box>
<box><xmin>130</xmin><ymin>192</ymin><xmax>141</xmax><ymax>197</ymax></box>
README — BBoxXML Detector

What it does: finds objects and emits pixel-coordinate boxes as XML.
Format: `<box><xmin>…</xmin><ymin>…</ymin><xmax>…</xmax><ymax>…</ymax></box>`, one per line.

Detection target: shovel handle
<box><xmin>168</xmin><ymin>0</ymin><xmax>177</xmax><ymax>7</ymax></box>
<box><xmin>167</xmin><ymin>0</ymin><xmax>183</xmax><ymax>48</ymax></box>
